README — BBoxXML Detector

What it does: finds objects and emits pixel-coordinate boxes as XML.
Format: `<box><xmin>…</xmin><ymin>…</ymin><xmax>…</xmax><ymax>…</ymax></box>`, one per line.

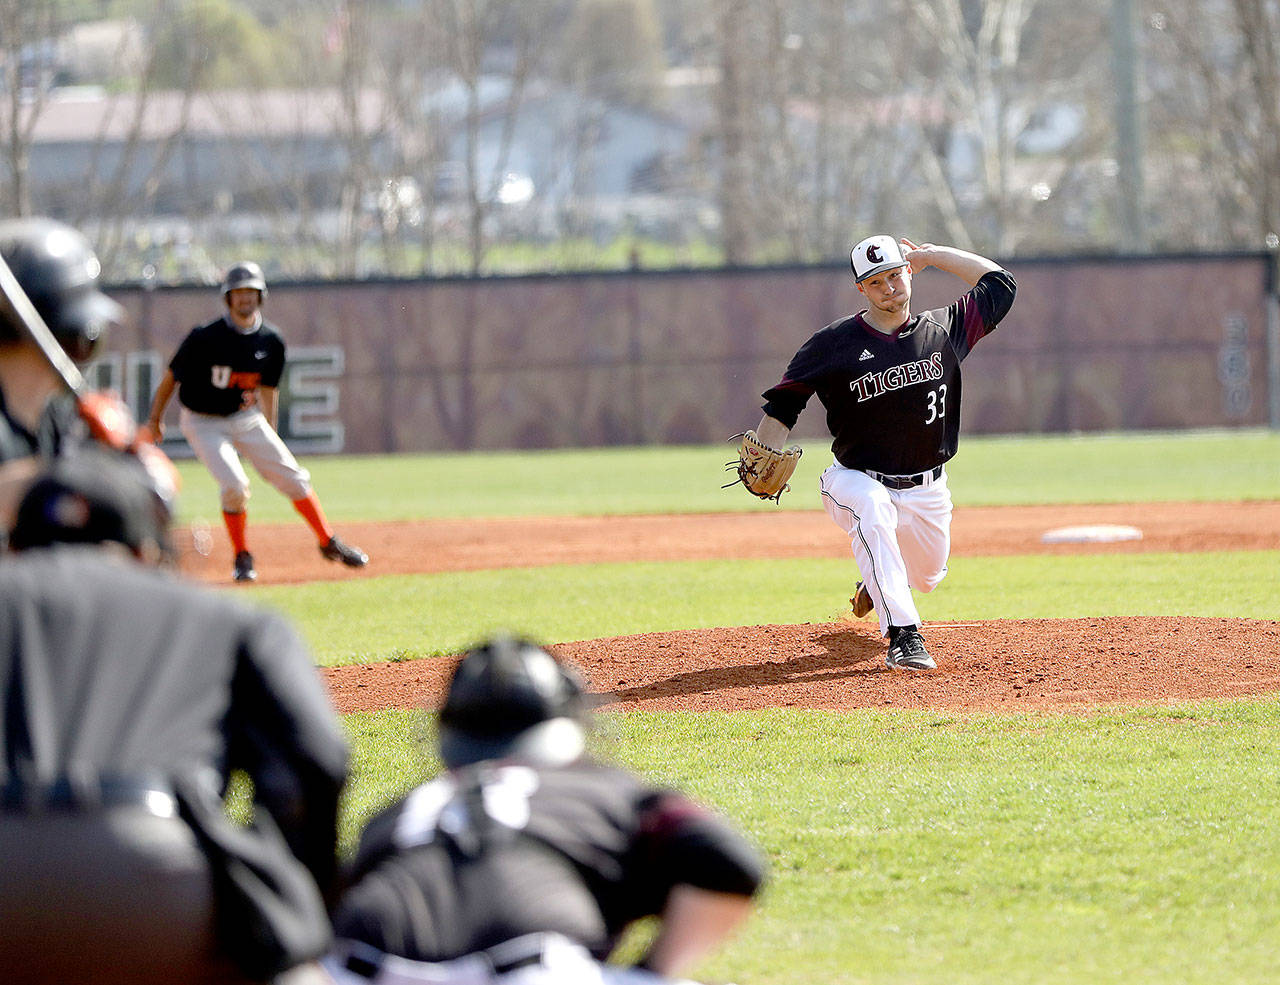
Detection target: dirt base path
<box><xmin>169</xmin><ymin>500</ymin><xmax>1280</xmax><ymax>716</ymax></box>
<box><xmin>175</xmin><ymin>500</ymin><xmax>1280</xmax><ymax>586</ymax></box>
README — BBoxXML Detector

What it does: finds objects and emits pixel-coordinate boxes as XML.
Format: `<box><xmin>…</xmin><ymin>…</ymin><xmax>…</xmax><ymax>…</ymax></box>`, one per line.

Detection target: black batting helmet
<box><xmin>220</xmin><ymin>260</ymin><xmax>267</xmax><ymax>298</ymax></box>
<box><xmin>9</xmin><ymin>444</ymin><xmax>177</xmax><ymax>560</ymax></box>
<box><xmin>438</xmin><ymin>634</ymin><xmax>589</xmax><ymax>769</ymax></box>
<box><xmin>0</xmin><ymin>217</ymin><xmax>123</xmax><ymax>364</ymax></box>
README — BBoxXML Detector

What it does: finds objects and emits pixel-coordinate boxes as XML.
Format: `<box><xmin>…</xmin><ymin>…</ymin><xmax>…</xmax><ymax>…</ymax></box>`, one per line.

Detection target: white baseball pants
<box><xmin>179</xmin><ymin>406</ymin><xmax>312</xmax><ymax>513</ymax></box>
<box><xmin>322</xmin><ymin>935</ymin><xmax>704</xmax><ymax>985</ymax></box>
<box><xmin>819</xmin><ymin>460</ymin><xmax>953</xmax><ymax>636</ymax></box>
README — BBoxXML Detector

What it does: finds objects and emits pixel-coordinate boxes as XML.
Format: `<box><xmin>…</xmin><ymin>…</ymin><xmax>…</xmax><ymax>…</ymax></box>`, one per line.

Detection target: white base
<box><xmin>1041</xmin><ymin>523</ymin><xmax>1143</xmax><ymax>544</ymax></box>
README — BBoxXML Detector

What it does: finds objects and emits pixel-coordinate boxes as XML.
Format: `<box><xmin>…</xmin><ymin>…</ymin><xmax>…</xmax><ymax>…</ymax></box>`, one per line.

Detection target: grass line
<box><xmin>171</xmin><ymin>429</ymin><xmax>1280</xmax><ymax>523</ymax></box>
<box><xmin>342</xmin><ymin>702</ymin><xmax>1280</xmax><ymax>985</ymax></box>
<box><xmin>243</xmin><ymin>551</ymin><xmax>1280</xmax><ymax>667</ymax></box>
<box><xmin>186</xmin><ymin>430</ymin><xmax>1280</xmax><ymax>985</ymax></box>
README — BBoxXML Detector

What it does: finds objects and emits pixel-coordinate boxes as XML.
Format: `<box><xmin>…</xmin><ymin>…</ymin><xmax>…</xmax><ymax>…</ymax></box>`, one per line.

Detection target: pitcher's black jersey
<box><xmin>169</xmin><ymin>316</ymin><xmax>286</xmax><ymax>417</ymax></box>
<box><xmin>332</xmin><ymin>759</ymin><xmax>764</xmax><ymax>962</ymax></box>
<box><xmin>762</xmin><ymin>270</ymin><xmax>1016</xmax><ymax>475</ymax></box>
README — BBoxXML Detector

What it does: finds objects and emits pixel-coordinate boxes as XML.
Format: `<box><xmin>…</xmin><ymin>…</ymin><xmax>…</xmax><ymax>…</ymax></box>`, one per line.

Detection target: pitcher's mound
<box><xmin>324</xmin><ymin>616</ymin><xmax>1280</xmax><ymax>716</ymax></box>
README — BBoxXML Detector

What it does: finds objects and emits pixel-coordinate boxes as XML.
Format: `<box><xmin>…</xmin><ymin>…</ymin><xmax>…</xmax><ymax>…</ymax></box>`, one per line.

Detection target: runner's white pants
<box><xmin>819</xmin><ymin>460</ymin><xmax>953</xmax><ymax>637</ymax></box>
<box><xmin>322</xmin><ymin>935</ymin><xmax>705</xmax><ymax>985</ymax></box>
<box><xmin>179</xmin><ymin>406</ymin><xmax>312</xmax><ymax>512</ymax></box>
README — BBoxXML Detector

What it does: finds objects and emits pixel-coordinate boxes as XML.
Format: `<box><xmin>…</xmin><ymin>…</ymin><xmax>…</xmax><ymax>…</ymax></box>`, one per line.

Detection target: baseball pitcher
<box><xmin>734</xmin><ymin>235</ymin><xmax>1017</xmax><ymax>669</ymax></box>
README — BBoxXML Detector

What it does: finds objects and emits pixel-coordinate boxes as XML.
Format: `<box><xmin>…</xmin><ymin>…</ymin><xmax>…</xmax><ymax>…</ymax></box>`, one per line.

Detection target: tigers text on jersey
<box><xmin>762</xmin><ymin>269</ymin><xmax>1016</xmax><ymax>475</ymax></box>
<box><xmin>169</xmin><ymin>315</ymin><xmax>286</xmax><ymax>417</ymax></box>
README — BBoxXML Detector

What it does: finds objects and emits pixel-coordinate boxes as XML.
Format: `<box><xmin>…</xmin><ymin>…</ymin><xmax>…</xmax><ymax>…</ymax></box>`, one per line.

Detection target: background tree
<box><xmin>711</xmin><ymin>0</ymin><xmax>759</xmax><ymax>265</ymax></box>
<box><xmin>1145</xmin><ymin>0</ymin><xmax>1280</xmax><ymax>250</ymax></box>
<box><xmin>146</xmin><ymin>0</ymin><xmax>277</xmax><ymax>89</ymax></box>
<box><xmin>900</xmin><ymin>0</ymin><xmax>1051</xmax><ymax>254</ymax></box>
<box><xmin>8</xmin><ymin>0</ymin><xmax>1280</xmax><ymax>276</ymax></box>
<box><xmin>367</xmin><ymin>7</ymin><xmax>449</xmax><ymax>277</ymax></box>
<box><xmin>76</xmin><ymin>13</ymin><xmax>204</xmax><ymax>280</ymax></box>
<box><xmin>435</xmin><ymin>0</ymin><xmax>560</xmax><ymax>276</ymax></box>
<box><xmin>330</xmin><ymin>1</ymin><xmax>383</xmax><ymax>277</ymax></box>
<box><xmin>561</xmin><ymin>0</ymin><xmax>663</xmax><ymax>108</ymax></box>
<box><xmin>0</xmin><ymin>1</ymin><xmax>67</xmax><ymax>216</ymax></box>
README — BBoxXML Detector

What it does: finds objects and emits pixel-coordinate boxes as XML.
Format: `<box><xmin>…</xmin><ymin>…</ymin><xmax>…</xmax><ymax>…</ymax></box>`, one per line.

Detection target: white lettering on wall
<box><xmin>1218</xmin><ymin>314</ymin><xmax>1251</xmax><ymax>417</ymax></box>
<box><xmin>283</xmin><ymin>345</ymin><xmax>346</xmax><ymax>453</ymax></box>
<box><xmin>83</xmin><ymin>346</ymin><xmax>347</xmax><ymax>455</ymax></box>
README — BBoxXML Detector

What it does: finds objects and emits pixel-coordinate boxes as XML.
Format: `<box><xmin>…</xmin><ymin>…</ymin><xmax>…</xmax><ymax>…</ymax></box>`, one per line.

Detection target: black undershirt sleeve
<box><xmin>972</xmin><ymin>270</ymin><xmax>1017</xmax><ymax>328</ymax></box>
<box><xmin>632</xmin><ymin>791</ymin><xmax>765</xmax><ymax>903</ymax></box>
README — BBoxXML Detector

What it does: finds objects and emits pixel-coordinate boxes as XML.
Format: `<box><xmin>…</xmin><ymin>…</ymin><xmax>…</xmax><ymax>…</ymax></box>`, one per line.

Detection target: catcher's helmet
<box><xmin>220</xmin><ymin>260</ymin><xmax>267</xmax><ymax>298</ymax></box>
<box><xmin>9</xmin><ymin>444</ymin><xmax>176</xmax><ymax>559</ymax></box>
<box><xmin>438</xmin><ymin>634</ymin><xmax>589</xmax><ymax>769</ymax></box>
<box><xmin>0</xmin><ymin>217</ymin><xmax>123</xmax><ymax>364</ymax></box>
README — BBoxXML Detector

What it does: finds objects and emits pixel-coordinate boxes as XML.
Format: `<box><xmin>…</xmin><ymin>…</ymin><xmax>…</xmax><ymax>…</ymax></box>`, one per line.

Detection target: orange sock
<box><xmin>292</xmin><ymin>492</ymin><xmax>334</xmax><ymax>545</ymax></box>
<box><xmin>222</xmin><ymin>511</ymin><xmax>249</xmax><ymax>554</ymax></box>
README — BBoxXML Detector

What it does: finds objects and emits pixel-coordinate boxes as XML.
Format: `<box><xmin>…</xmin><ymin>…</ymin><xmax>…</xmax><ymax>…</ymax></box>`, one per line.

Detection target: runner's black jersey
<box><xmin>169</xmin><ymin>316</ymin><xmax>287</xmax><ymax>417</ymax></box>
<box><xmin>762</xmin><ymin>270</ymin><xmax>1016</xmax><ymax>475</ymax></box>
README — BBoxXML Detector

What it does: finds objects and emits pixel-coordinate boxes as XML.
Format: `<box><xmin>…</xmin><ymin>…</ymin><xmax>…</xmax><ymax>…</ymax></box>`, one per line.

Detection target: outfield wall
<box><xmin>96</xmin><ymin>253</ymin><xmax>1277</xmax><ymax>454</ymax></box>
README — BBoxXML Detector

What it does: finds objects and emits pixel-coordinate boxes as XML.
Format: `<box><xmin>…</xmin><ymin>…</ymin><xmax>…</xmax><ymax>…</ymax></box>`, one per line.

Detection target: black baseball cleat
<box><xmin>885</xmin><ymin>625</ymin><xmax>935</xmax><ymax>670</ymax></box>
<box><xmin>233</xmin><ymin>551</ymin><xmax>257</xmax><ymax>583</ymax></box>
<box><xmin>320</xmin><ymin>535</ymin><xmax>368</xmax><ymax>567</ymax></box>
<box><xmin>850</xmin><ymin>581</ymin><xmax>873</xmax><ymax>618</ymax></box>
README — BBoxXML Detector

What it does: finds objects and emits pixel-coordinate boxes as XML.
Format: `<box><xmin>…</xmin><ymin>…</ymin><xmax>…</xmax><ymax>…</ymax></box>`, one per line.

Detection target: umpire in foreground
<box><xmin>0</xmin><ymin>447</ymin><xmax>350</xmax><ymax>984</ymax></box>
<box><xmin>324</xmin><ymin>635</ymin><xmax>765</xmax><ymax>985</ymax></box>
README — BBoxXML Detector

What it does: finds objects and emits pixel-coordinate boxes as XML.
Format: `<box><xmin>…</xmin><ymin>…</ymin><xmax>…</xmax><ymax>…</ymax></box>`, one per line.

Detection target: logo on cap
<box><xmin>851</xmin><ymin>234</ymin><xmax>906</xmax><ymax>282</ymax></box>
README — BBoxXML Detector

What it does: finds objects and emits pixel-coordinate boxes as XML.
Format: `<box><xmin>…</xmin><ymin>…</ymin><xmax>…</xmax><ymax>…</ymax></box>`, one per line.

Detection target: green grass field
<box><xmin>217</xmin><ymin>430</ymin><xmax>1279</xmax><ymax>985</ymax></box>
<box><xmin>171</xmin><ymin>428</ymin><xmax>1280</xmax><ymax>523</ymax></box>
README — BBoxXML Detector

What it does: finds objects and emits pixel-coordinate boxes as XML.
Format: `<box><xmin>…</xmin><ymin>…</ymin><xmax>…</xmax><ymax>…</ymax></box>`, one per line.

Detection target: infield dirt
<box><xmin>174</xmin><ymin>500</ymin><xmax>1280</xmax><ymax>715</ymax></box>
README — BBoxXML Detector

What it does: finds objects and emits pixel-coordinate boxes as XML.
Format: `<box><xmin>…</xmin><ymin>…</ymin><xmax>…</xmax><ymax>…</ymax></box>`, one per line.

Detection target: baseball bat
<box><xmin>0</xmin><ymin>246</ymin><xmax>183</xmax><ymax>528</ymax></box>
<box><xmin>0</xmin><ymin>247</ymin><xmax>87</xmax><ymax>397</ymax></box>
<box><xmin>0</xmin><ymin>248</ymin><xmax>140</xmax><ymax>449</ymax></box>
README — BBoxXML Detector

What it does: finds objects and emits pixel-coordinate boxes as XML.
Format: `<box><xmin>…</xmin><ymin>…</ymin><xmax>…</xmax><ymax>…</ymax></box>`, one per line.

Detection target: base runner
<box><xmin>147</xmin><ymin>260</ymin><xmax>367</xmax><ymax>582</ymax></box>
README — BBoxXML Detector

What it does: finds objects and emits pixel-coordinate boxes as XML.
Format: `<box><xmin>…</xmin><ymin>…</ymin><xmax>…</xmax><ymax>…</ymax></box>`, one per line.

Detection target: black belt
<box><xmin>0</xmin><ymin>774</ymin><xmax>177</xmax><ymax>817</ymax></box>
<box><xmin>864</xmin><ymin>465</ymin><xmax>943</xmax><ymax>490</ymax></box>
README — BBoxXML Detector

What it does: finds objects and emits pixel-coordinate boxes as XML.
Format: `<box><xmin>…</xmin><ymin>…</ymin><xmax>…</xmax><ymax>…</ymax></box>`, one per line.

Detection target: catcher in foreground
<box><xmin>730</xmin><ymin>234</ymin><xmax>1017</xmax><ymax>671</ymax></box>
<box><xmin>723</xmin><ymin>429</ymin><xmax>803</xmax><ymax>503</ymax></box>
<box><xmin>325</xmin><ymin>635</ymin><xmax>765</xmax><ymax>985</ymax></box>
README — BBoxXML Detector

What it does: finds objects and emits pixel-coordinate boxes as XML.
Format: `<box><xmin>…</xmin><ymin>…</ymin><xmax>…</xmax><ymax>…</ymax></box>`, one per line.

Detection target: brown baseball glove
<box><xmin>723</xmin><ymin>430</ymin><xmax>803</xmax><ymax>503</ymax></box>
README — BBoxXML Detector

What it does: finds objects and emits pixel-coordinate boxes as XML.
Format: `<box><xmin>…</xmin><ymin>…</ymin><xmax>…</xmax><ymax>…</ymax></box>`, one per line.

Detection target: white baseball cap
<box><xmin>850</xmin><ymin>235</ymin><xmax>907</xmax><ymax>282</ymax></box>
